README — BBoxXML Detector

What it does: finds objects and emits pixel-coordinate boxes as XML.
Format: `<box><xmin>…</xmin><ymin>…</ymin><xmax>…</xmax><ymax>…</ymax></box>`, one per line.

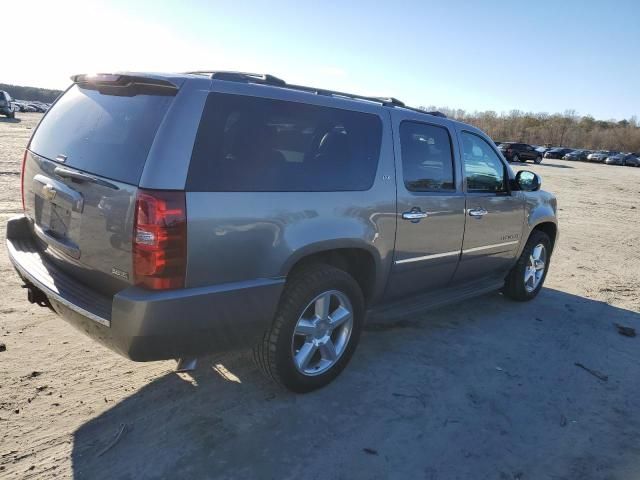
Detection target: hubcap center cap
<box><xmin>315</xmin><ymin>319</ymin><xmax>330</xmax><ymax>337</ymax></box>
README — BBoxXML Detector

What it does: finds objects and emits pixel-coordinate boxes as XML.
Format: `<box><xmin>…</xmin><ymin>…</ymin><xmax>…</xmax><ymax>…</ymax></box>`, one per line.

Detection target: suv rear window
<box><xmin>29</xmin><ymin>85</ymin><xmax>174</xmax><ymax>185</ymax></box>
<box><xmin>187</xmin><ymin>93</ymin><xmax>383</xmax><ymax>192</ymax></box>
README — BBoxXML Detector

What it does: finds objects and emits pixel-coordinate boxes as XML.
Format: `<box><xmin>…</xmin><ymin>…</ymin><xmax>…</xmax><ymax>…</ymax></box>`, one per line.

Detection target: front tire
<box><xmin>512</xmin><ymin>154</ymin><xmax>520</xmax><ymax>163</ymax></box>
<box><xmin>503</xmin><ymin>230</ymin><xmax>551</xmax><ymax>301</ymax></box>
<box><xmin>254</xmin><ymin>264</ymin><xmax>364</xmax><ymax>393</ymax></box>
<box><xmin>534</xmin><ymin>155</ymin><xmax>542</xmax><ymax>164</ymax></box>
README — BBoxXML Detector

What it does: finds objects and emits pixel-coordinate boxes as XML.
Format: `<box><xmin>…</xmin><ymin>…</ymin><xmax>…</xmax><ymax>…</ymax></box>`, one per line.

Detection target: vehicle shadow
<box><xmin>0</xmin><ymin>117</ymin><xmax>21</xmax><ymax>124</ymax></box>
<box><xmin>71</xmin><ymin>288</ymin><xmax>640</xmax><ymax>479</ymax></box>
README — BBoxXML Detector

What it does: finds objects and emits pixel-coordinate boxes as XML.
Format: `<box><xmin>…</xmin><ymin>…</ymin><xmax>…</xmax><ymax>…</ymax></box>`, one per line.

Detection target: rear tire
<box><xmin>512</xmin><ymin>154</ymin><xmax>520</xmax><ymax>163</ymax></box>
<box><xmin>503</xmin><ymin>230</ymin><xmax>551</xmax><ymax>301</ymax></box>
<box><xmin>534</xmin><ymin>155</ymin><xmax>542</xmax><ymax>164</ymax></box>
<box><xmin>254</xmin><ymin>264</ymin><xmax>364</xmax><ymax>393</ymax></box>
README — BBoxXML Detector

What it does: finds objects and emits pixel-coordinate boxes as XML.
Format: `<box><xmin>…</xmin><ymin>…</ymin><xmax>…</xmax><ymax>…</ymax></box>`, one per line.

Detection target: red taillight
<box><xmin>133</xmin><ymin>189</ymin><xmax>187</xmax><ymax>290</ymax></box>
<box><xmin>20</xmin><ymin>150</ymin><xmax>27</xmax><ymax>211</ymax></box>
<box><xmin>507</xmin><ymin>148</ymin><xmax>513</xmax><ymax>154</ymax></box>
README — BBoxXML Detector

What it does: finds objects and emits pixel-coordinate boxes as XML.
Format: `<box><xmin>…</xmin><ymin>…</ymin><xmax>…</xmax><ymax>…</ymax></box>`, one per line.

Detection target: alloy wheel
<box><xmin>524</xmin><ymin>243</ymin><xmax>546</xmax><ymax>293</ymax></box>
<box><xmin>291</xmin><ymin>290</ymin><xmax>354</xmax><ymax>376</ymax></box>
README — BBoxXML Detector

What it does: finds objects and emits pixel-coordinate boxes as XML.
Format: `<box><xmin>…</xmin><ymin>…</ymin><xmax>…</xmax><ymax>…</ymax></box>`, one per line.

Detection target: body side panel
<box><xmin>185</xmin><ymin>91</ymin><xmax>397</xmax><ymax>304</ymax></box>
<box><xmin>384</xmin><ymin>109</ymin><xmax>466</xmax><ymax>300</ymax></box>
<box><xmin>516</xmin><ymin>189</ymin><xmax>559</xmax><ymax>257</ymax></box>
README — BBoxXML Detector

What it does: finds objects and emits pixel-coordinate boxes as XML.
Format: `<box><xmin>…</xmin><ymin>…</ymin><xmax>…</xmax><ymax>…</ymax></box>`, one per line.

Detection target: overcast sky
<box><xmin>6</xmin><ymin>0</ymin><xmax>639</xmax><ymax>120</ymax></box>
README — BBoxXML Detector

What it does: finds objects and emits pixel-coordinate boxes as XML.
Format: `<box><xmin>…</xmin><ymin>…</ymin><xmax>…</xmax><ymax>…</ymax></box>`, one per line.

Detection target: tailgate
<box><xmin>23</xmin><ymin>78</ymin><xmax>177</xmax><ymax>296</ymax></box>
<box><xmin>23</xmin><ymin>152</ymin><xmax>138</xmax><ymax>296</ymax></box>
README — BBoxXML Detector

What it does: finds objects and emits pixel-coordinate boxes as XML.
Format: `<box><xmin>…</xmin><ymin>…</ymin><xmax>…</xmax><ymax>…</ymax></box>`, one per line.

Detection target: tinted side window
<box><xmin>460</xmin><ymin>131</ymin><xmax>506</xmax><ymax>193</ymax></box>
<box><xmin>400</xmin><ymin>121</ymin><xmax>454</xmax><ymax>192</ymax></box>
<box><xmin>187</xmin><ymin>93</ymin><xmax>383</xmax><ymax>192</ymax></box>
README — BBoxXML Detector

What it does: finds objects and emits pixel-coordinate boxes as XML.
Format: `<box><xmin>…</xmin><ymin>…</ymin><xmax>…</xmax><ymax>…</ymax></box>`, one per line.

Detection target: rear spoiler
<box><xmin>70</xmin><ymin>73</ymin><xmax>179</xmax><ymax>96</ymax></box>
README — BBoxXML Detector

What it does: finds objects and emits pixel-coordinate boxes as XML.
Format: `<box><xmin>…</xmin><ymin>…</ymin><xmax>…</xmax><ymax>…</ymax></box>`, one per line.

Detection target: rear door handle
<box><xmin>402</xmin><ymin>209</ymin><xmax>428</xmax><ymax>222</ymax></box>
<box><xmin>54</xmin><ymin>166</ymin><xmax>119</xmax><ymax>190</ymax></box>
<box><xmin>468</xmin><ymin>207</ymin><xmax>488</xmax><ymax>218</ymax></box>
<box><xmin>33</xmin><ymin>174</ymin><xmax>84</xmax><ymax>213</ymax></box>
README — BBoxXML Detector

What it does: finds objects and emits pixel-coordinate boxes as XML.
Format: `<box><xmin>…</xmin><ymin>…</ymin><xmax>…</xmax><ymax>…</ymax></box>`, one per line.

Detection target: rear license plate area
<box><xmin>34</xmin><ymin>195</ymin><xmax>72</xmax><ymax>238</ymax></box>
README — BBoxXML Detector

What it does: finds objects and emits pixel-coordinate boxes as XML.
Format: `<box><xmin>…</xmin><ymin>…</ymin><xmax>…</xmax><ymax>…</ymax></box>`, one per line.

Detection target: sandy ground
<box><xmin>1</xmin><ymin>113</ymin><xmax>639</xmax><ymax>479</ymax></box>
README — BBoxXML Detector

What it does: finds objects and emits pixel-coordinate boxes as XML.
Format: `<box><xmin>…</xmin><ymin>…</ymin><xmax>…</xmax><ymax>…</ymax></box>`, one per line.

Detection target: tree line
<box><xmin>0</xmin><ymin>83</ymin><xmax>63</xmax><ymax>104</ymax></box>
<box><xmin>421</xmin><ymin>107</ymin><xmax>640</xmax><ymax>153</ymax></box>
<box><xmin>2</xmin><ymin>81</ymin><xmax>638</xmax><ymax>152</ymax></box>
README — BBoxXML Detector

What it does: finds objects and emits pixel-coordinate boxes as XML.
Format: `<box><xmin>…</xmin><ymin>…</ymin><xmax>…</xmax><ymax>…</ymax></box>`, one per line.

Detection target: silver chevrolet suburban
<box><xmin>6</xmin><ymin>72</ymin><xmax>558</xmax><ymax>392</ymax></box>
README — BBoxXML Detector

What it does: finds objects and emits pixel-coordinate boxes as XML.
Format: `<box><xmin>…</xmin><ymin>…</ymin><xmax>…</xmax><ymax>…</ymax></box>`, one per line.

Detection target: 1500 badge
<box><xmin>500</xmin><ymin>233</ymin><xmax>520</xmax><ymax>241</ymax></box>
<box><xmin>111</xmin><ymin>268</ymin><xmax>129</xmax><ymax>280</ymax></box>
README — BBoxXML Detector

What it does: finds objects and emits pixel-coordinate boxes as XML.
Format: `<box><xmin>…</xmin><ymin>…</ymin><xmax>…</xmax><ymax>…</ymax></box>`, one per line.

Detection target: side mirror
<box><xmin>515</xmin><ymin>170</ymin><xmax>541</xmax><ymax>191</ymax></box>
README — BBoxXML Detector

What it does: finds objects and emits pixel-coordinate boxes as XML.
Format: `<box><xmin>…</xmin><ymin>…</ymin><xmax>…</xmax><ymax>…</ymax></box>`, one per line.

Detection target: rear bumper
<box><xmin>6</xmin><ymin>215</ymin><xmax>284</xmax><ymax>361</ymax></box>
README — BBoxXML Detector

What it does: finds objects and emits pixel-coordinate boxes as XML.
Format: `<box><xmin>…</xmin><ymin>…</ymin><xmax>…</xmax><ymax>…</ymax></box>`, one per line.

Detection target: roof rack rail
<box><xmin>403</xmin><ymin>106</ymin><xmax>447</xmax><ymax>118</ymax></box>
<box><xmin>187</xmin><ymin>71</ymin><xmax>447</xmax><ymax>118</ymax></box>
<box><xmin>187</xmin><ymin>71</ymin><xmax>286</xmax><ymax>87</ymax></box>
<box><xmin>374</xmin><ymin>97</ymin><xmax>405</xmax><ymax>107</ymax></box>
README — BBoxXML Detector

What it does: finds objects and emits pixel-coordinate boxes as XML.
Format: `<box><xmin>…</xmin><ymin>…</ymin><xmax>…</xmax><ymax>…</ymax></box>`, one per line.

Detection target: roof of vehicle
<box><xmin>68</xmin><ymin>70</ymin><xmax>495</xmax><ymax>141</ymax></box>
<box><xmin>190</xmin><ymin>70</ymin><xmax>453</xmax><ymax>118</ymax></box>
<box><xmin>73</xmin><ymin>70</ymin><xmax>456</xmax><ymax>118</ymax></box>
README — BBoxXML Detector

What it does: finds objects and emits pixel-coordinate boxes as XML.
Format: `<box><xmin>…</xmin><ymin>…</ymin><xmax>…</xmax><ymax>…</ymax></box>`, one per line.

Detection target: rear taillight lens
<box><xmin>507</xmin><ymin>148</ymin><xmax>513</xmax><ymax>154</ymax></box>
<box><xmin>133</xmin><ymin>189</ymin><xmax>187</xmax><ymax>290</ymax></box>
<box><xmin>20</xmin><ymin>150</ymin><xmax>27</xmax><ymax>211</ymax></box>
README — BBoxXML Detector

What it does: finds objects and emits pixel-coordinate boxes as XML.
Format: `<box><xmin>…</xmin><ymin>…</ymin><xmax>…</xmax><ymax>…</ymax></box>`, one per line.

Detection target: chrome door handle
<box><xmin>402</xmin><ymin>209</ymin><xmax>428</xmax><ymax>222</ymax></box>
<box><xmin>468</xmin><ymin>207</ymin><xmax>488</xmax><ymax>218</ymax></box>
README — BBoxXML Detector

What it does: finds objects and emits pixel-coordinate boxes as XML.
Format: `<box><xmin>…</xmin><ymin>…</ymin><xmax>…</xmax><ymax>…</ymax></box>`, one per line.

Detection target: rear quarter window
<box><xmin>187</xmin><ymin>93</ymin><xmax>383</xmax><ymax>192</ymax></box>
<box><xmin>29</xmin><ymin>85</ymin><xmax>174</xmax><ymax>185</ymax></box>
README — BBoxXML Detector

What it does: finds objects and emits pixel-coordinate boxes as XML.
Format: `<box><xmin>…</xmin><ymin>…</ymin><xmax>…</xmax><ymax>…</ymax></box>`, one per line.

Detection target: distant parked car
<box><xmin>624</xmin><ymin>156</ymin><xmax>640</xmax><ymax>167</ymax></box>
<box><xmin>588</xmin><ymin>151</ymin><xmax>617</xmax><ymax>163</ymax></box>
<box><xmin>605</xmin><ymin>153</ymin><xmax>636</xmax><ymax>166</ymax></box>
<box><xmin>563</xmin><ymin>150</ymin><xmax>590</xmax><ymax>161</ymax></box>
<box><xmin>0</xmin><ymin>91</ymin><xmax>17</xmax><ymax>118</ymax></box>
<box><xmin>27</xmin><ymin>103</ymin><xmax>47</xmax><ymax>113</ymax></box>
<box><xmin>497</xmin><ymin>142</ymin><xmax>543</xmax><ymax>163</ymax></box>
<box><xmin>544</xmin><ymin>148</ymin><xmax>573</xmax><ymax>159</ymax></box>
<box><xmin>535</xmin><ymin>146</ymin><xmax>551</xmax><ymax>156</ymax></box>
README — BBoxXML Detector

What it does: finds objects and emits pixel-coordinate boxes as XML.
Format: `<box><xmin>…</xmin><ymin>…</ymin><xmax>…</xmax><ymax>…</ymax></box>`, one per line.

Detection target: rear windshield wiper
<box><xmin>54</xmin><ymin>166</ymin><xmax>119</xmax><ymax>190</ymax></box>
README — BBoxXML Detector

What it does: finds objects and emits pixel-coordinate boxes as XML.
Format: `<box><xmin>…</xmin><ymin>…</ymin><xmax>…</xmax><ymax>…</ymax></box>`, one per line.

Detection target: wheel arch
<box><xmin>280</xmin><ymin>241</ymin><xmax>382</xmax><ymax>305</ymax></box>
<box><xmin>531</xmin><ymin>221</ymin><xmax>557</xmax><ymax>252</ymax></box>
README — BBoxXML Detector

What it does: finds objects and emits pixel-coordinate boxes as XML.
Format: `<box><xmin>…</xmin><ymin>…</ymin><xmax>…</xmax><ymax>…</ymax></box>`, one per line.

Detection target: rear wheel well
<box><xmin>532</xmin><ymin>222</ymin><xmax>557</xmax><ymax>251</ymax></box>
<box><xmin>287</xmin><ymin>249</ymin><xmax>377</xmax><ymax>304</ymax></box>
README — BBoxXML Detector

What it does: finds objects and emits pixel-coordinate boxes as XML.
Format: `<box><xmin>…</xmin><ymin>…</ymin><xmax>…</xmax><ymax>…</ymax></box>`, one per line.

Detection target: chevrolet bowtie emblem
<box><xmin>42</xmin><ymin>184</ymin><xmax>57</xmax><ymax>201</ymax></box>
